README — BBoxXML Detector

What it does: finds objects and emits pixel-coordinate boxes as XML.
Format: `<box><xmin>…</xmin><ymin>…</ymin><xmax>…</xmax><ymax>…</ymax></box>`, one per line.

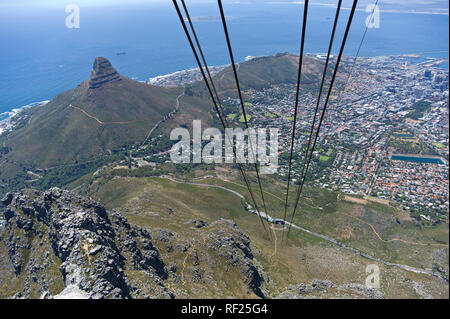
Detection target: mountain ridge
<box><xmin>0</xmin><ymin>53</ymin><xmax>326</xmax><ymax>194</ymax></box>
<box><xmin>0</xmin><ymin>188</ymin><xmax>265</xmax><ymax>298</ymax></box>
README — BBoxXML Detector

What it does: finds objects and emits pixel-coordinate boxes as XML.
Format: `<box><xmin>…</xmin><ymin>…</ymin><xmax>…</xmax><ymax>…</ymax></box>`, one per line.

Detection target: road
<box><xmin>160</xmin><ymin>175</ymin><xmax>245</xmax><ymax>199</ymax></box>
<box><xmin>157</xmin><ymin>175</ymin><xmax>449</xmax><ymax>282</ymax></box>
<box><xmin>140</xmin><ymin>90</ymin><xmax>185</xmax><ymax>148</ymax></box>
<box><xmin>285</xmin><ymin>220</ymin><xmax>447</xmax><ymax>281</ymax></box>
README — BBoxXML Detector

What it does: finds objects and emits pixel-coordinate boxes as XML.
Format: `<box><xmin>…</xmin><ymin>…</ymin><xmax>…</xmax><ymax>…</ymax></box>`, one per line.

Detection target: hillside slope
<box><xmin>187</xmin><ymin>53</ymin><xmax>331</xmax><ymax>97</ymax></box>
<box><xmin>0</xmin><ymin>57</ymin><xmax>212</xmax><ymax>190</ymax></box>
<box><xmin>1</xmin><ymin>57</ymin><xmax>189</xmax><ymax>166</ymax></box>
<box><xmin>80</xmin><ymin>168</ymin><xmax>448</xmax><ymax>299</ymax></box>
<box><xmin>0</xmin><ymin>53</ymin><xmax>331</xmax><ymax>194</ymax></box>
<box><xmin>0</xmin><ymin>188</ymin><xmax>264</xmax><ymax>298</ymax></box>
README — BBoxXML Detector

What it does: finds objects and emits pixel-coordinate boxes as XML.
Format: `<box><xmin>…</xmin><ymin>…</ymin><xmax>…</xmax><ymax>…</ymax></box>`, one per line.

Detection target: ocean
<box><xmin>0</xmin><ymin>1</ymin><xmax>448</xmax><ymax>118</ymax></box>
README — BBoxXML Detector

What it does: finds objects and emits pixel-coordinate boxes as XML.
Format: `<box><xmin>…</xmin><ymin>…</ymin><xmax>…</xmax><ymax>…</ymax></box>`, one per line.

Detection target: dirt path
<box><xmin>155</xmin><ymin>175</ymin><xmax>448</xmax><ymax>281</ymax></box>
<box><xmin>69</xmin><ymin>104</ymin><xmax>132</xmax><ymax>125</ymax></box>
<box><xmin>287</xmin><ymin>220</ymin><xmax>447</xmax><ymax>281</ymax></box>
<box><xmin>270</xmin><ymin>224</ymin><xmax>285</xmax><ymax>258</ymax></box>
<box><xmin>181</xmin><ymin>231</ymin><xmax>207</xmax><ymax>285</ymax></box>
<box><xmin>141</xmin><ymin>90</ymin><xmax>185</xmax><ymax>147</ymax></box>
<box><xmin>338</xmin><ymin>211</ymin><xmax>448</xmax><ymax>247</ymax></box>
<box><xmin>160</xmin><ymin>175</ymin><xmax>244</xmax><ymax>199</ymax></box>
<box><xmin>219</xmin><ymin>63</ymin><xmax>240</xmax><ymax>82</ymax></box>
<box><xmin>222</xmin><ymin>179</ymin><xmax>284</xmax><ymax>203</ymax></box>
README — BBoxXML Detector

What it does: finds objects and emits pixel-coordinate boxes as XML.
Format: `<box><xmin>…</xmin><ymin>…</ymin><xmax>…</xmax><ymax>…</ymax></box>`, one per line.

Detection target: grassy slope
<box><xmin>0</xmin><ymin>53</ymin><xmax>341</xmax><ymax>193</ymax></box>
<box><xmin>0</xmin><ymin>222</ymin><xmax>65</xmax><ymax>298</ymax></box>
<box><xmin>83</xmin><ymin>166</ymin><xmax>448</xmax><ymax>299</ymax></box>
<box><xmin>0</xmin><ymin>52</ymin><xmax>447</xmax><ymax>298</ymax></box>
<box><xmin>1</xmin><ymin>53</ymin><xmax>326</xmax><ymax>192</ymax></box>
<box><xmin>1</xmin><ymin>78</ymin><xmax>180</xmax><ymax>168</ymax></box>
<box><xmin>187</xmin><ymin>53</ymin><xmax>330</xmax><ymax>98</ymax></box>
<box><xmin>0</xmin><ymin>78</ymin><xmax>215</xmax><ymax>191</ymax></box>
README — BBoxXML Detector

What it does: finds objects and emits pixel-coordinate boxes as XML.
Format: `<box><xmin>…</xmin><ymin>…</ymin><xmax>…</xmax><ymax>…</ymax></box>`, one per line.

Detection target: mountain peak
<box><xmin>89</xmin><ymin>57</ymin><xmax>121</xmax><ymax>89</ymax></box>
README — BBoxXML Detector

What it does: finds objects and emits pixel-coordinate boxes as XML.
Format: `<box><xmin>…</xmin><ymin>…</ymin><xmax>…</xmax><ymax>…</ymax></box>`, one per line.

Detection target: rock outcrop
<box><xmin>0</xmin><ymin>188</ymin><xmax>171</xmax><ymax>299</ymax></box>
<box><xmin>89</xmin><ymin>57</ymin><xmax>121</xmax><ymax>89</ymax></box>
<box><xmin>277</xmin><ymin>279</ymin><xmax>386</xmax><ymax>299</ymax></box>
<box><xmin>0</xmin><ymin>188</ymin><xmax>267</xmax><ymax>299</ymax></box>
<box><xmin>205</xmin><ymin>219</ymin><xmax>264</xmax><ymax>298</ymax></box>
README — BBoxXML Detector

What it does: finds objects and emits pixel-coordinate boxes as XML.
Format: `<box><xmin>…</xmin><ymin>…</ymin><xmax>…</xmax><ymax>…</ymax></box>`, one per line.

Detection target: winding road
<box><xmin>141</xmin><ymin>90</ymin><xmax>185</xmax><ymax>148</ymax></box>
<box><xmin>157</xmin><ymin>175</ymin><xmax>449</xmax><ymax>282</ymax></box>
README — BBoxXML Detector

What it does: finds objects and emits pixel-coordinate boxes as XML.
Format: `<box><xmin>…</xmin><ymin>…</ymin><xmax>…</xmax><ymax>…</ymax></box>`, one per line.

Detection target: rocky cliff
<box><xmin>0</xmin><ymin>188</ymin><xmax>265</xmax><ymax>299</ymax></box>
<box><xmin>204</xmin><ymin>219</ymin><xmax>264</xmax><ymax>298</ymax></box>
<box><xmin>0</xmin><ymin>188</ymin><xmax>172</xmax><ymax>298</ymax></box>
<box><xmin>89</xmin><ymin>57</ymin><xmax>122</xmax><ymax>89</ymax></box>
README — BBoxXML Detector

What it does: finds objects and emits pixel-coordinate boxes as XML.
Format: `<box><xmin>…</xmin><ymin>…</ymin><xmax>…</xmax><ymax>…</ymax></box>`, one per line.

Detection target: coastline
<box><xmin>0</xmin><ymin>100</ymin><xmax>50</xmax><ymax>136</ymax></box>
<box><xmin>0</xmin><ymin>100</ymin><xmax>50</xmax><ymax>122</ymax></box>
<box><xmin>271</xmin><ymin>2</ymin><xmax>449</xmax><ymax>16</ymax></box>
<box><xmin>147</xmin><ymin>64</ymin><xmax>228</xmax><ymax>87</ymax></box>
<box><xmin>1</xmin><ymin>52</ymin><xmax>448</xmax><ymax>132</ymax></box>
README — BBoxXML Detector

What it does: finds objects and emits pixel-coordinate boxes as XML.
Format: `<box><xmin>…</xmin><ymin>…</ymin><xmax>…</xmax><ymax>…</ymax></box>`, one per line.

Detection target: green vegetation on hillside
<box><xmin>389</xmin><ymin>133</ymin><xmax>436</xmax><ymax>155</ymax></box>
<box><xmin>407</xmin><ymin>100</ymin><xmax>432</xmax><ymax>120</ymax></box>
<box><xmin>239</xmin><ymin>114</ymin><xmax>251</xmax><ymax>123</ymax></box>
<box><xmin>79</xmin><ymin>167</ymin><xmax>448</xmax><ymax>299</ymax></box>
